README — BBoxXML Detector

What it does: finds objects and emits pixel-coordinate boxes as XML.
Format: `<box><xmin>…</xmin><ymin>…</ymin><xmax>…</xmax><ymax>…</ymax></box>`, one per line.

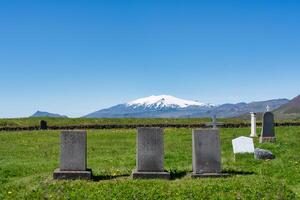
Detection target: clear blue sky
<box><xmin>1</xmin><ymin>0</ymin><xmax>300</xmax><ymax>118</ymax></box>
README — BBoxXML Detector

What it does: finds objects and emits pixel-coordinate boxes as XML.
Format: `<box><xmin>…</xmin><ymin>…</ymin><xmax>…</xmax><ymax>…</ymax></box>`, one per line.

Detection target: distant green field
<box><xmin>1</xmin><ymin>117</ymin><xmax>300</xmax><ymax>129</ymax></box>
<box><xmin>0</xmin><ymin>127</ymin><xmax>299</xmax><ymax>199</ymax></box>
<box><xmin>0</xmin><ymin>117</ymin><xmax>248</xmax><ymax>128</ymax></box>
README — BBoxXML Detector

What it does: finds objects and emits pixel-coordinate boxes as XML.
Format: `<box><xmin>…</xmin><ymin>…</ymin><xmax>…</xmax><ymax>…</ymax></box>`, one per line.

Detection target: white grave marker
<box><xmin>232</xmin><ymin>136</ymin><xmax>254</xmax><ymax>154</ymax></box>
<box><xmin>250</xmin><ymin>112</ymin><xmax>257</xmax><ymax>137</ymax></box>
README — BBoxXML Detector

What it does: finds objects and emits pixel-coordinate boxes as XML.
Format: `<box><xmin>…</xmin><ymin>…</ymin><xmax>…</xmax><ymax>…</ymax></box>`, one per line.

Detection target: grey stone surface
<box><xmin>254</xmin><ymin>148</ymin><xmax>275</xmax><ymax>160</ymax></box>
<box><xmin>191</xmin><ymin>172</ymin><xmax>230</xmax><ymax>178</ymax></box>
<box><xmin>40</xmin><ymin>120</ymin><xmax>47</xmax><ymax>130</ymax></box>
<box><xmin>136</xmin><ymin>127</ymin><xmax>164</xmax><ymax>172</ymax></box>
<box><xmin>54</xmin><ymin>130</ymin><xmax>92</xmax><ymax>180</ymax></box>
<box><xmin>132</xmin><ymin>127</ymin><xmax>170</xmax><ymax>179</ymax></box>
<box><xmin>60</xmin><ymin>130</ymin><xmax>87</xmax><ymax>171</ymax></box>
<box><xmin>132</xmin><ymin>170</ymin><xmax>171</xmax><ymax>179</ymax></box>
<box><xmin>53</xmin><ymin>169</ymin><xmax>92</xmax><ymax>180</ymax></box>
<box><xmin>260</xmin><ymin>112</ymin><xmax>275</xmax><ymax>143</ymax></box>
<box><xmin>192</xmin><ymin>129</ymin><xmax>221</xmax><ymax>174</ymax></box>
<box><xmin>259</xmin><ymin>137</ymin><xmax>276</xmax><ymax>143</ymax></box>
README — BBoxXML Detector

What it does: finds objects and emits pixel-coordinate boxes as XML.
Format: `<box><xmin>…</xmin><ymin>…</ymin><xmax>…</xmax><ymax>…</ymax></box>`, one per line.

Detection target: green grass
<box><xmin>0</xmin><ymin>127</ymin><xmax>299</xmax><ymax>199</ymax></box>
<box><xmin>2</xmin><ymin>117</ymin><xmax>300</xmax><ymax>129</ymax></box>
<box><xmin>0</xmin><ymin>117</ymin><xmax>248</xmax><ymax>128</ymax></box>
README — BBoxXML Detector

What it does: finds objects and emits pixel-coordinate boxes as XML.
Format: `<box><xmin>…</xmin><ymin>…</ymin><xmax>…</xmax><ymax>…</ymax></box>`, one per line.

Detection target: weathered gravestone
<box><xmin>192</xmin><ymin>129</ymin><xmax>229</xmax><ymax>178</ymax></box>
<box><xmin>260</xmin><ymin>111</ymin><xmax>276</xmax><ymax>143</ymax></box>
<box><xmin>232</xmin><ymin>136</ymin><xmax>254</xmax><ymax>154</ymax></box>
<box><xmin>40</xmin><ymin>120</ymin><xmax>47</xmax><ymax>130</ymax></box>
<box><xmin>53</xmin><ymin>130</ymin><xmax>92</xmax><ymax>180</ymax></box>
<box><xmin>132</xmin><ymin>127</ymin><xmax>170</xmax><ymax>179</ymax></box>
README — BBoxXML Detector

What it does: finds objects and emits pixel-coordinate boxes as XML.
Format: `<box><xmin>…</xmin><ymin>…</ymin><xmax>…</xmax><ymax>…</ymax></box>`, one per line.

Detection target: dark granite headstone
<box><xmin>53</xmin><ymin>130</ymin><xmax>92</xmax><ymax>180</ymax></box>
<box><xmin>132</xmin><ymin>127</ymin><xmax>170</xmax><ymax>179</ymax></box>
<box><xmin>40</xmin><ymin>120</ymin><xmax>47</xmax><ymax>130</ymax></box>
<box><xmin>260</xmin><ymin>112</ymin><xmax>276</xmax><ymax>143</ymax></box>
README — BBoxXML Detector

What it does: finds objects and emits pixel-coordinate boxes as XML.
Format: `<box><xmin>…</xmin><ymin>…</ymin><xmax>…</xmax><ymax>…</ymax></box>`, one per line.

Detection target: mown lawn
<box><xmin>0</xmin><ymin>127</ymin><xmax>299</xmax><ymax>199</ymax></box>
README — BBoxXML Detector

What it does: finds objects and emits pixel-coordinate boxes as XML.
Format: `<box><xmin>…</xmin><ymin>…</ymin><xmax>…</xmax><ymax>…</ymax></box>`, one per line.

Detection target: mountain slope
<box><xmin>83</xmin><ymin>95</ymin><xmax>289</xmax><ymax>118</ymax></box>
<box><xmin>127</xmin><ymin>95</ymin><xmax>213</xmax><ymax>108</ymax></box>
<box><xmin>274</xmin><ymin>95</ymin><xmax>300</xmax><ymax>119</ymax></box>
<box><xmin>31</xmin><ymin>111</ymin><xmax>68</xmax><ymax>118</ymax></box>
<box><xmin>213</xmin><ymin>99</ymin><xmax>289</xmax><ymax>118</ymax></box>
<box><xmin>84</xmin><ymin>95</ymin><xmax>213</xmax><ymax>118</ymax></box>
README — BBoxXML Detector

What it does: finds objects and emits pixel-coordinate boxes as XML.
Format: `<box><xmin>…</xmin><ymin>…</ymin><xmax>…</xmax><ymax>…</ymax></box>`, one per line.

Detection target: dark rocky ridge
<box><xmin>31</xmin><ymin>111</ymin><xmax>68</xmax><ymax>118</ymax></box>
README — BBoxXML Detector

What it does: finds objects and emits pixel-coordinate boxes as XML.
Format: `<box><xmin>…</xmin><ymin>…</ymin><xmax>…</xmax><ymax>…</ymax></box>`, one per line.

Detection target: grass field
<box><xmin>0</xmin><ymin>117</ymin><xmax>246</xmax><ymax>128</ymax></box>
<box><xmin>0</xmin><ymin>127</ymin><xmax>299</xmax><ymax>199</ymax></box>
<box><xmin>2</xmin><ymin>117</ymin><xmax>300</xmax><ymax>129</ymax></box>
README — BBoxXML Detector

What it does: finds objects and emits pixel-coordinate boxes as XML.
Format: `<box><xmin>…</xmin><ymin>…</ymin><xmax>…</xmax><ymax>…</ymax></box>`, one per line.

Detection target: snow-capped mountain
<box><xmin>126</xmin><ymin>95</ymin><xmax>213</xmax><ymax>109</ymax></box>
<box><xmin>84</xmin><ymin>95</ymin><xmax>214</xmax><ymax>118</ymax></box>
<box><xmin>83</xmin><ymin>95</ymin><xmax>289</xmax><ymax>118</ymax></box>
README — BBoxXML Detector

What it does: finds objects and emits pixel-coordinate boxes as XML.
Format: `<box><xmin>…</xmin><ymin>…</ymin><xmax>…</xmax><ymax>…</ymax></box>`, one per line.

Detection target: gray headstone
<box><xmin>132</xmin><ymin>127</ymin><xmax>170</xmax><ymax>179</ymax></box>
<box><xmin>60</xmin><ymin>130</ymin><xmax>87</xmax><ymax>171</ymax></box>
<box><xmin>260</xmin><ymin>112</ymin><xmax>276</xmax><ymax>142</ymax></box>
<box><xmin>137</xmin><ymin>127</ymin><xmax>164</xmax><ymax>172</ymax></box>
<box><xmin>192</xmin><ymin>129</ymin><xmax>221</xmax><ymax>174</ymax></box>
<box><xmin>53</xmin><ymin>130</ymin><xmax>92</xmax><ymax>180</ymax></box>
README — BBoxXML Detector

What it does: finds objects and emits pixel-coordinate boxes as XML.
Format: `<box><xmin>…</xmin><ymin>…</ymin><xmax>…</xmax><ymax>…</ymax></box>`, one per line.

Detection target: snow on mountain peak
<box><xmin>126</xmin><ymin>95</ymin><xmax>212</xmax><ymax>108</ymax></box>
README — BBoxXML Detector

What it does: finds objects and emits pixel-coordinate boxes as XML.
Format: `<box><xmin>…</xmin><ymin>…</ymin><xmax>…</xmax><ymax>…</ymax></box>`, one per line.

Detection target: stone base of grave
<box><xmin>53</xmin><ymin>168</ymin><xmax>92</xmax><ymax>180</ymax></box>
<box><xmin>259</xmin><ymin>137</ymin><xmax>276</xmax><ymax>143</ymax></box>
<box><xmin>191</xmin><ymin>172</ymin><xmax>230</xmax><ymax>178</ymax></box>
<box><xmin>132</xmin><ymin>170</ymin><xmax>171</xmax><ymax>180</ymax></box>
<box><xmin>250</xmin><ymin>135</ymin><xmax>257</xmax><ymax>138</ymax></box>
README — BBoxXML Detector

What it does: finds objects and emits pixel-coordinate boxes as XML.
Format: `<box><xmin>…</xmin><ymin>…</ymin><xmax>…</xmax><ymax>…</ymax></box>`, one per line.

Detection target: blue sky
<box><xmin>1</xmin><ymin>0</ymin><xmax>300</xmax><ymax>118</ymax></box>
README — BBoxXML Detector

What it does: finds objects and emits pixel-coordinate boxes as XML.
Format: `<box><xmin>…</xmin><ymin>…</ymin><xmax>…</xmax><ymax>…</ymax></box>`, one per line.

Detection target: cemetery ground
<box><xmin>0</xmin><ymin>127</ymin><xmax>299</xmax><ymax>199</ymax></box>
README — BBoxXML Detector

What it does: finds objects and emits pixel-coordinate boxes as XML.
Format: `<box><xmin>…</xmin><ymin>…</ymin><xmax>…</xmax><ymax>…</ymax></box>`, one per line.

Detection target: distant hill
<box><xmin>274</xmin><ymin>95</ymin><xmax>300</xmax><ymax>119</ymax></box>
<box><xmin>83</xmin><ymin>95</ymin><xmax>289</xmax><ymax>118</ymax></box>
<box><xmin>31</xmin><ymin>111</ymin><xmax>68</xmax><ymax>118</ymax></box>
<box><xmin>211</xmin><ymin>98</ymin><xmax>289</xmax><ymax>118</ymax></box>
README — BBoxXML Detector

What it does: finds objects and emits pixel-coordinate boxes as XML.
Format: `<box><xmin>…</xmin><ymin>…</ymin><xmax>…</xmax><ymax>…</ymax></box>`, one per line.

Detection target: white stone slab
<box><xmin>232</xmin><ymin>136</ymin><xmax>254</xmax><ymax>154</ymax></box>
